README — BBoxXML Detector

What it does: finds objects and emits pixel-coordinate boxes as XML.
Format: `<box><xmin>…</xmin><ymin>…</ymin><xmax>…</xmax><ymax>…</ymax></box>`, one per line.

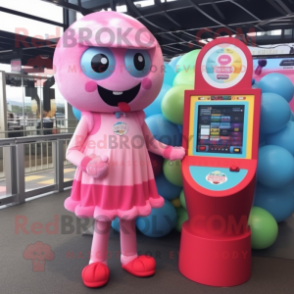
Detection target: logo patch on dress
<box><xmin>206</xmin><ymin>171</ymin><xmax>227</xmax><ymax>185</ymax></box>
<box><xmin>113</xmin><ymin>122</ymin><xmax>128</xmax><ymax>135</ymax></box>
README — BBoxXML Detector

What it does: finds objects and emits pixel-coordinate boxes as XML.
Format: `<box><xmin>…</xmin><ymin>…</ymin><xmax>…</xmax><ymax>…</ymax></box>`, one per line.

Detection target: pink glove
<box><xmin>163</xmin><ymin>146</ymin><xmax>186</xmax><ymax>161</ymax></box>
<box><xmin>81</xmin><ymin>155</ymin><xmax>109</xmax><ymax>179</ymax></box>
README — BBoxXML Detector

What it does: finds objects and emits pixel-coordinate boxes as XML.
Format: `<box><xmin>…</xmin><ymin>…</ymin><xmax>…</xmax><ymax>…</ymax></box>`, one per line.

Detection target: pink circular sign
<box><xmin>218</xmin><ymin>54</ymin><xmax>232</xmax><ymax>65</ymax></box>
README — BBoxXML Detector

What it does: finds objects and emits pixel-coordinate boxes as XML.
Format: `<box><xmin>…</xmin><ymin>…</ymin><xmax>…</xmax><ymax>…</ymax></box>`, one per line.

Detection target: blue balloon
<box><xmin>111</xmin><ymin>217</ymin><xmax>120</xmax><ymax>232</ymax></box>
<box><xmin>169</xmin><ymin>56</ymin><xmax>181</xmax><ymax>72</ymax></box>
<box><xmin>252</xmin><ymin>78</ymin><xmax>255</xmax><ymax>85</ymax></box>
<box><xmin>258</xmin><ymin>73</ymin><xmax>294</xmax><ymax>103</ymax></box>
<box><xmin>136</xmin><ymin>200</ymin><xmax>177</xmax><ymax>237</ymax></box>
<box><xmin>72</xmin><ymin>107</ymin><xmax>81</xmax><ymax>121</ymax></box>
<box><xmin>291</xmin><ymin>111</ymin><xmax>294</xmax><ymax>121</ymax></box>
<box><xmin>145</xmin><ymin>114</ymin><xmax>182</xmax><ymax>146</ymax></box>
<box><xmin>258</xmin><ymin>145</ymin><xmax>294</xmax><ymax>188</ymax></box>
<box><xmin>291</xmin><ymin>182</ymin><xmax>294</xmax><ymax>195</ymax></box>
<box><xmin>267</xmin><ymin>121</ymin><xmax>294</xmax><ymax>155</ymax></box>
<box><xmin>144</xmin><ymin>84</ymin><xmax>171</xmax><ymax>117</ymax></box>
<box><xmin>254</xmin><ymin>184</ymin><xmax>294</xmax><ymax>222</ymax></box>
<box><xmin>155</xmin><ymin>173</ymin><xmax>182</xmax><ymax>200</ymax></box>
<box><xmin>163</xmin><ymin>63</ymin><xmax>176</xmax><ymax>86</ymax></box>
<box><xmin>177</xmin><ymin>124</ymin><xmax>183</xmax><ymax>134</ymax></box>
<box><xmin>260</xmin><ymin>93</ymin><xmax>291</xmax><ymax>134</ymax></box>
<box><xmin>259</xmin><ymin>132</ymin><xmax>267</xmax><ymax>147</ymax></box>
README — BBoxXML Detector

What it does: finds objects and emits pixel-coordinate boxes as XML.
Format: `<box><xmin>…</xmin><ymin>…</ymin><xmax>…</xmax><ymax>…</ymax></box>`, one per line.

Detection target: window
<box><xmin>0</xmin><ymin>0</ymin><xmax>63</xmax><ymax>23</ymax></box>
<box><xmin>116</xmin><ymin>5</ymin><xmax>127</xmax><ymax>12</ymax></box>
<box><xmin>0</xmin><ymin>12</ymin><xmax>63</xmax><ymax>39</ymax></box>
<box><xmin>76</xmin><ymin>11</ymin><xmax>84</xmax><ymax>20</ymax></box>
<box><xmin>0</xmin><ymin>63</ymin><xmax>11</xmax><ymax>72</ymax></box>
<box><xmin>134</xmin><ymin>0</ymin><xmax>154</xmax><ymax>8</ymax></box>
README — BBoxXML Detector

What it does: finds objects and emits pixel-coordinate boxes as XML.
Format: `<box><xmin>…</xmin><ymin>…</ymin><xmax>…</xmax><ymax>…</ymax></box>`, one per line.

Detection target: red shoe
<box><xmin>81</xmin><ymin>262</ymin><xmax>110</xmax><ymax>288</ymax></box>
<box><xmin>122</xmin><ymin>255</ymin><xmax>156</xmax><ymax>277</ymax></box>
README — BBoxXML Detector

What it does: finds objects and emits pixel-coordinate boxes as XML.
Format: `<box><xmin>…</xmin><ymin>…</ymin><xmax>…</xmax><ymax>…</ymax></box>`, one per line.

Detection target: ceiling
<box><xmin>1</xmin><ymin>0</ymin><xmax>294</xmax><ymax>67</ymax></box>
<box><xmin>45</xmin><ymin>0</ymin><xmax>294</xmax><ymax>58</ymax></box>
<box><xmin>0</xmin><ymin>30</ymin><xmax>58</xmax><ymax>68</ymax></box>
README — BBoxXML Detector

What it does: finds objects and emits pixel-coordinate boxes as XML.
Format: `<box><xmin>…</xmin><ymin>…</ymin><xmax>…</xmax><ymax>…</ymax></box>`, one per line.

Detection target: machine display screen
<box><xmin>196</xmin><ymin>104</ymin><xmax>245</xmax><ymax>154</ymax></box>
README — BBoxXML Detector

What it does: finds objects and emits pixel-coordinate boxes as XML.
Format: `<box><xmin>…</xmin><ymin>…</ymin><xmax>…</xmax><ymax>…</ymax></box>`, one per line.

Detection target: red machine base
<box><xmin>179</xmin><ymin>221</ymin><xmax>252</xmax><ymax>287</ymax></box>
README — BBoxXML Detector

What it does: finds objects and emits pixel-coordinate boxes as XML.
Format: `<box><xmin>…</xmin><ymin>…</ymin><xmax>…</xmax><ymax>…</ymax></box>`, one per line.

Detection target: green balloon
<box><xmin>175</xmin><ymin>49</ymin><xmax>201</xmax><ymax>73</ymax></box>
<box><xmin>176</xmin><ymin>207</ymin><xmax>188</xmax><ymax>232</ymax></box>
<box><xmin>176</xmin><ymin>206</ymin><xmax>184</xmax><ymax>216</ymax></box>
<box><xmin>163</xmin><ymin>159</ymin><xmax>183</xmax><ymax>187</ymax></box>
<box><xmin>173</xmin><ymin>69</ymin><xmax>195</xmax><ymax>87</ymax></box>
<box><xmin>248</xmin><ymin>207</ymin><xmax>278</xmax><ymax>250</ymax></box>
<box><xmin>161</xmin><ymin>85</ymin><xmax>187</xmax><ymax>125</ymax></box>
<box><xmin>179</xmin><ymin>189</ymin><xmax>186</xmax><ymax>209</ymax></box>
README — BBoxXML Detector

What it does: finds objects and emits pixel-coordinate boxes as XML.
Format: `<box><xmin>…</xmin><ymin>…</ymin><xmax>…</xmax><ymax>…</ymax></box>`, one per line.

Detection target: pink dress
<box><xmin>64</xmin><ymin>110</ymin><xmax>164</xmax><ymax>220</ymax></box>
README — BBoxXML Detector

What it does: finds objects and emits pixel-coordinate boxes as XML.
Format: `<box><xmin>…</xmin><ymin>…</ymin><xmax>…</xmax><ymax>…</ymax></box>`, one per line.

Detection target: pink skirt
<box><xmin>64</xmin><ymin>178</ymin><xmax>164</xmax><ymax>221</ymax></box>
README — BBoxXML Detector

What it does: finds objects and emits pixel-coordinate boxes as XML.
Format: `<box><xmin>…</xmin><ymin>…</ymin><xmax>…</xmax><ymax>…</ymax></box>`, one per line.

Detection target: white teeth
<box><xmin>113</xmin><ymin>91</ymin><xmax>123</xmax><ymax>95</ymax></box>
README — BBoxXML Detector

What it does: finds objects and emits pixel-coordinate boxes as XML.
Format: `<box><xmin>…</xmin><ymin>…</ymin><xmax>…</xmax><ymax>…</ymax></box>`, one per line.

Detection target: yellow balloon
<box><xmin>175</xmin><ymin>49</ymin><xmax>201</xmax><ymax>73</ymax></box>
<box><xmin>171</xmin><ymin>197</ymin><xmax>182</xmax><ymax>208</ymax></box>
<box><xmin>173</xmin><ymin>69</ymin><xmax>195</xmax><ymax>87</ymax></box>
<box><xmin>161</xmin><ymin>85</ymin><xmax>189</xmax><ymax>125</ymax></box>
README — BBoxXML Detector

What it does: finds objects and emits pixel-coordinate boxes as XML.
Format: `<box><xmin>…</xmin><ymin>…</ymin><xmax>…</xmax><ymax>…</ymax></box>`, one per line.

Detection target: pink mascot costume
<box><xmin>54</xmin><ymin>11</ymin><xmax>185</xmax><ymax>288</ymax></box>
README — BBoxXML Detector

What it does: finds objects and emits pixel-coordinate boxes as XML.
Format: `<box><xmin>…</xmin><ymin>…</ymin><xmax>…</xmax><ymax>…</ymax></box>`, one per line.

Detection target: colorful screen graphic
<box><xmin>201</xmin><ymin>43</ymin><xmax>247</xmax><ymax>89</ymax></box>
<box><xmin>196</xmin><ymin>104</ymin><xmax>245</xmax><ymax>154</ymax></box>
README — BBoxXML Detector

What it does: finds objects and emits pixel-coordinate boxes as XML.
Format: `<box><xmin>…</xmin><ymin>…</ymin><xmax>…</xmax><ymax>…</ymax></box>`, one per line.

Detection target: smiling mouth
<box><xmin>97</xmin><ymin>83</ymin><xmax>141</xmax><ymax>107</ymax></box>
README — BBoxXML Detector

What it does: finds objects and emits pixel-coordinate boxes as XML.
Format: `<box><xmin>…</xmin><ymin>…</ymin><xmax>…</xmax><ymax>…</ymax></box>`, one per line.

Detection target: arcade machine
<box><xmin>179</xmin><ymin>38</ymin><xmax>261</xmax><ymax>287</ymax></box>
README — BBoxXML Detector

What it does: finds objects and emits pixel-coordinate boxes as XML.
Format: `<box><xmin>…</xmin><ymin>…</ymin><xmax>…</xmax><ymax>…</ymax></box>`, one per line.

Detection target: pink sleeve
<box><xmin>141</xmin><ymin>121</ymin><xmax>170</xmax><ymax>158</ymax></box>
<box><xmin>66</xmin><ymin>114</ymin><xmax>92</xmax><ymax>168</ymax></box>
<box><xmin>134</xmin><ymin>110</ymin><xmax>146</xmax><ymax>127</ymax></box>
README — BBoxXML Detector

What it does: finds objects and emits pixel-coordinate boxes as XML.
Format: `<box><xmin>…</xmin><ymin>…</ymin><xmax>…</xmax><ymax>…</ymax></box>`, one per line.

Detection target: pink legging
<box><xmin>90</xmin><ymin>219</ymin><xmax>137</xmax><ymax>264</ymax></box>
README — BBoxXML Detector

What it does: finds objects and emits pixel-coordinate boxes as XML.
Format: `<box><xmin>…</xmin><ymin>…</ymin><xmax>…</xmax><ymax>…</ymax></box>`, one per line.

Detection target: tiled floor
<box><xmin>0</xmin><ymin>191</ymin><xmax>294</xmax><ymax>294</ymax></box>
<box><xmin>0</xmin><ymin>167</ymin><xmax>76</xmax><ymax>198</ymax></box>
<box><xmin>25</xmin><ymin>175</ymin><xmax>45</xmax><ymax>182</ymax></box>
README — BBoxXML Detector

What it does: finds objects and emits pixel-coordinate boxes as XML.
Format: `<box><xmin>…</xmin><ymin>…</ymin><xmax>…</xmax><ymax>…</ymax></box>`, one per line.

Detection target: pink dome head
<box><xmin>53</xmin><ymin>11</ymin><xmax>164</xmax><ymax>113</ymax></box>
